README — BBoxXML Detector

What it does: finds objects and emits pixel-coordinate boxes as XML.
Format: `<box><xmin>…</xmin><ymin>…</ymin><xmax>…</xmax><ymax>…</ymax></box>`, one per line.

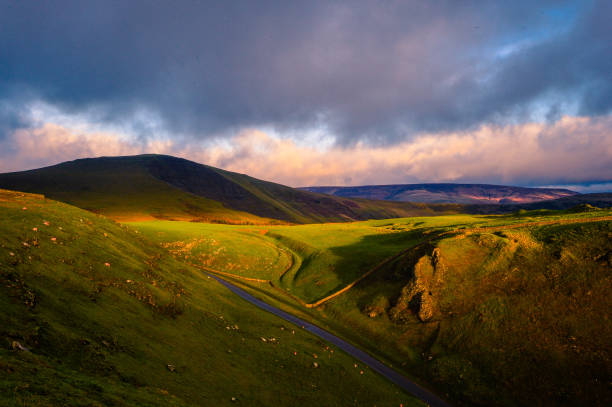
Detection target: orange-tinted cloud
<box><xmin>1</xmin><ymin>116</ymin><xmax>611</xmax><ymax>188</ymax></box>
<box><xmin>193</xmin><ymin>116</ymin><xmax>612</xmax><ymax>186</ymax></box>
<box><xmin>0</xmin><ymin>123</ymin><xmax>173</xmax><ymax>172</ymax></box>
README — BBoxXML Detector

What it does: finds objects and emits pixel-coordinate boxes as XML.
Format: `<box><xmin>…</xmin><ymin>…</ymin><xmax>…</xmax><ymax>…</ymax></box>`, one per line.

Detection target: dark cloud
<box><xmin>0</xmin><ymin>86</ymin><xmax>34</xmax><ymax>141</ymax></box>
<box><xmin>0</xmin><ymin>0</ymin><xmax>610</xmax><ymax>144</ymax></box>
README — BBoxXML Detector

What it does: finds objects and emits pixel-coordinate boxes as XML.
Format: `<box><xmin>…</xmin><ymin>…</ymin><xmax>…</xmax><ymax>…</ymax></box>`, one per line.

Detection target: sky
<box><xmin>0</xmin><ymin>0</ymin><xmax>611</xmax><ymax>191</ymax></box>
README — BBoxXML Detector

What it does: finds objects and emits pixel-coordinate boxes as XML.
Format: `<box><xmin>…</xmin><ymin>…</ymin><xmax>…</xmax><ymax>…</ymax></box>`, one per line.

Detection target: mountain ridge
<box><xmin>300</xmin><ymin>183</ymin><xmax>578</xmax><ymax>204</ymax></box>
<box><xmin>0</xmin><ymin>154</ymin><xmax>461</xmax><ymax>223</ymax></box>
<box><xmin>1</xmin><ymin>154</ymin><xmax>608</xmax><ymax>223</ymax></box>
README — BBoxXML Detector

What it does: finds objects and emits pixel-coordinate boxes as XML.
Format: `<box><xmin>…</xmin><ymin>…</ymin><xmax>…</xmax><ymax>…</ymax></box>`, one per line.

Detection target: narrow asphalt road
<box><xmin>209</xmin><ymin>273</ymin><xmax>451</xmax><ymax>407</ymax></box>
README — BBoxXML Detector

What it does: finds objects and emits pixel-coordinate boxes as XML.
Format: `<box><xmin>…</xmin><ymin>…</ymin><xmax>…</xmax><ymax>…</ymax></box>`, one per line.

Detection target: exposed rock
<box><xmin>390</xmin><ymin>247</ymin><xmax>445</xmax><ymax>322</ymax></box>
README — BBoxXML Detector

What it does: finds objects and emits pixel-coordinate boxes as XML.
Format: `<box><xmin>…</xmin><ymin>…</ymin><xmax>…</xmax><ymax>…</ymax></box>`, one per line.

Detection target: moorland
<box><xmin>1</xmin><ymin>155</ymin><xmax>611</xmax><ymax>406</ymax></box>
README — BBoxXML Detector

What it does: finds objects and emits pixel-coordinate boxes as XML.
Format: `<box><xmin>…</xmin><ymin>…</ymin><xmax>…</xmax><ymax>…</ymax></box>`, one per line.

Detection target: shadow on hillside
<box><xmin>311</xmin><ymin>228</ymin><xmax>437</xmax><ymax>300</ymax></box>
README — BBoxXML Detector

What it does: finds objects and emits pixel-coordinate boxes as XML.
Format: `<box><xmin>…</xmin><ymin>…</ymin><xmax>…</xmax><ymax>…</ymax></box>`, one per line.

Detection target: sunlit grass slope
<box><xmin>0</xmin><ymin>154</ymin><xmax>462</xmax><ymax>224</ymax></box>
<box><xmin>131</xmin><ymin>208</ymin><xmax>612</xmax><ymax>406</ymax></box>
<box><xmin>0</xmin><ymin>189</ymin><xmax>421</xmax><ymax>407</ymax></box>
<box><xmin>319</xmin><ymin>214</ymin><xmax>612</xmax><ymax>406</ymax></box>
<box><xmin>0</xmin><ymin>156</ymin><xmax>272</xmax><ymax>224</ymax></box>
<box><xmin>134</xmin><ymin>212</ymin><xmax>598</xmax><ymax>303</ymax></box>
<box><xmin>136</xmin><ymin>222</ymin><xmax>293</xmax><ymax>281</ymax></box>
<box><xmin>132</xmin><ymin>219</ymin><xmax>431</xmax><ymax>300</ymax></box>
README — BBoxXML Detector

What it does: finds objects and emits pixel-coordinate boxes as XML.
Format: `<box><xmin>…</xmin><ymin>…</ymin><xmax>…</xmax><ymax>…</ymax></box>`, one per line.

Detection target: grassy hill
<box><xmin>0</xmin><ymin>154</ymin><xmax>461</xmax><ymax>224</ymax></box>
<box><xmin>0</xmin><ymin>189</ymin><xmax>421</xmax><ymax>407</ymax></box>
<box><xmin>130</xmin><ymin>209</ymin><xmax>612</xmax><ymax>406</ymax></box>
<box><xmin>301</xmin><ymin>184</ymin><xmax>577</xmax><ymax>204</ymax></box>
<box><xmin>0</xmin><ymin>156</ymin><xmax>271</xmax><ymax>224</ymax></box>
<box><xmin>317</xmin><ymin>215</ymin><xmax>612</xmax><ymax>406</ymax></box>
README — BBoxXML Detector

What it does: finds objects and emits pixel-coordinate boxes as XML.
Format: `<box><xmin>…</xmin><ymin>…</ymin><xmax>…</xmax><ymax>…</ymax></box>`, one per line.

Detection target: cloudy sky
<box><xmin>1</xmin><ymin>0</ymin><xmax>611</xmax><ymax>190</ymax></box>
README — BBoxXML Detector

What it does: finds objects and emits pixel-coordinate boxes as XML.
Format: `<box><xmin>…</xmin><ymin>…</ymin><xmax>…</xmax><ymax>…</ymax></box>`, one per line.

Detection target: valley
<box><xmin>130</xmin><ymin>208</ymin><xmax>612</xmax><ymax>406</ymax></box>
<box><xmin>0</xmin><ymin>189</ymin><xmax>422</xmax><ymax>407</ymax></box>
<box><xmin>1</xmin><ymin>156</ymin><xmax>611</xmax><ymax>406</ymax></box>
<box><xmin>3</xmin><ymin>2</ymin><xmax>611</xmax><ymax>406</ymax></box>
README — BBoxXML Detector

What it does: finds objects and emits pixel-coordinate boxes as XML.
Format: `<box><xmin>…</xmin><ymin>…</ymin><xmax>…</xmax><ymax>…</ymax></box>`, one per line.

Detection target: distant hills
<box><xmin>0</xmin><ymin>155</ymin><xmax>460</xmax><ymax>223</ymax></box>
<box><xmin>300</xmin><ymin>183</ymin><xmax>577</xmax><ymax>204</ymax></box>
<box><xmin>467</xmin><ymin>192</ymin><xmax>612</xmax><ymax>214</ymax></box>
<box><xmin>0</xmin><ymin>155</ymin><xmax>608</xmax><ymax>223</ymax></box>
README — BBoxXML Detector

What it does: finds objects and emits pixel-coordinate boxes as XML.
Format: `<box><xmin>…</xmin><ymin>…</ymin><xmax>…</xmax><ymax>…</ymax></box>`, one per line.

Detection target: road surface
<box><xmin>209</xmin><ymin>273</ymin><xmax>451</xmax><ymax>407</ymax></box>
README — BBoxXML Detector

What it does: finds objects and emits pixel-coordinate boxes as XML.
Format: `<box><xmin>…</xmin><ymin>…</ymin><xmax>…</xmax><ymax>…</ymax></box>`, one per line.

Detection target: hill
<box><xmin>320</xmin><ymin>215</ymin><xmax>612</xmax><ymax>406</ymax></box>
<box><xmin>300</xmin><ymin>183</ymin><xmax>577</xmax><ymax>204</ymax></box>
<box><xmin>0</xmin><ymin>155</ymin><xmax>460</xmax><ymax>224</ymax></box>
<box><xmin>0</xmin><ymin>189</ymin><xmax>419</xmax><ymax>406</ymax></box>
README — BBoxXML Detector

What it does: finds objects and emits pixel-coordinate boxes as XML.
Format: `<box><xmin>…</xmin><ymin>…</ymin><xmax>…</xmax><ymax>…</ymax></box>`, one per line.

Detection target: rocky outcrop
<box><xmin>390</xmin><ymin>248</ymin><xmax>446</xmax><ymax>323</ymax></box>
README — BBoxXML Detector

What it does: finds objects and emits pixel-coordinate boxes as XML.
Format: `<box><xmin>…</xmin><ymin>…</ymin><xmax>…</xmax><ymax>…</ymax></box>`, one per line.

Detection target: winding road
<box><xmin>208</xmin><ymin>273</ymin><xmax>451</xmax><ymax>407</ymax></box>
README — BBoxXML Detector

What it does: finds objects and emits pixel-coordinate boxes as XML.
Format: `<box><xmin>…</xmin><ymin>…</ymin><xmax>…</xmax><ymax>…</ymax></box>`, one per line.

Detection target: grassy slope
<box><xmin>0</xmin><ymin>156</ymin><xmax>275</xmax><ymax>224</ymax></box>
<box><xmin>0</xmin><ymin>154</ymin><xmax>462</xmax><ymax>224</ymax></box>
<box><xmin>133</xmin><ymin>215</ymin><xmax>488</xmax><ymax>303</ymax></box>
<box><xmin>216</xmin><ymin>168</ymin><xmax>463</xmax><ymax>223</ymax></box>
<box><xmin>0</xmin><ymin>189</ymin><xmax>421</xmax><ymax>407</ymax></box>
<box><xmin>146</xmin><ymin>154</ymin><xmax>465</xmax><ymax>222</ymax></box>
<box><xmin>136</xmin><ymin>222</ymin><xmax>293</xmax><ymax>281</ymax></box>
<box><xmin>131</xmin><ymin>209</ymin><xmax>612</xmax><ymax>406</ymax></box>
<box><xmin>320</xmin><ymin>217</ymin><xmax>612</xmax><ymax>406</ymax></box>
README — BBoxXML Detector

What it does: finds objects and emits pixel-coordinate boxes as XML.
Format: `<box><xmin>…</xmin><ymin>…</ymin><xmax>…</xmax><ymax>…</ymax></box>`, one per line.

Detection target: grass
<box><xmin>0</xmin><ymin>154</ymin><xmax>465</xmax><ymax>225</ymax></box>
<box><xmin>300</xmin><ymin>214</ymin><xmax>612</xmax><ymax>406</ymax></box>
<box><xmin>0</xmin><ymin>189</ymin><xmax>422</xmax><ymax>407</ymax></box>
<box><xmin>134</xmin><ymin>222</ymin><xmax>293</xmax><ymax>281</ymax></box>
<box><xmin>3</xmin><ymin>182</ymin><xmax>610</xmax><ymax>406</ymax></box>
<box><xmin>131</xmin><ymin>215</ymin><xmax>486</xmax><ymax>303</ymax></box>
<box><xmin>0</xmin><ymin>156</ymin><xmax>275</xmax><ymax>224</ymax></box>
<box><xmin>129</xmin><ymin>208</ymin><xmax>612</xmax><ymax>406</ymax></box>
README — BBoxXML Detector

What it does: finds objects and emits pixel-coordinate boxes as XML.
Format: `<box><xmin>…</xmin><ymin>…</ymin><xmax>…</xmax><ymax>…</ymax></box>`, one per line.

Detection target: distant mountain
<box><xmin>0</xmin><ymin>155</ymin><xmax>461</xmax><ymax>223</ymax></box>
<box><xmin>300</xmin><ymin>183</ymin><xmax>578</xmax><ymax>205</ymax></box>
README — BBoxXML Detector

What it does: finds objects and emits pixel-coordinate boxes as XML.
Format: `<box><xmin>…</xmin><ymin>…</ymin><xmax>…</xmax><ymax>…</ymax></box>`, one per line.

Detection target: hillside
<box><xmin>323</xmin><ymin>216</ymin><xmax>612</xmax><ymax>406</ymax></box>
<box><xmin>301</xmin><ymin>183</ymin><xmax>577</xmax><ymax>204</ymax></box>
<box><xmin>0</xmin><ymin>156</ymin><xmax>269</xmax><ymax>224</ymax></box>
<box><xmin>0</xmin><ymin>155</ymin><xmax>460</xmax><ymax>224</ymax></box>
<box><xmin>131</xmin><ymin>210</ymin><xmax>612</xmax><ymax>406</ymax></box>
<box><xmin>0</xmin><ymin>189</ymin><xmax>419</xmax><ymax>406</ymax></box>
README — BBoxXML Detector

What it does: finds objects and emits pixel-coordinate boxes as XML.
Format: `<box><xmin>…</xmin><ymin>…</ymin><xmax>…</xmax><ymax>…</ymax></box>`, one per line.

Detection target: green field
<box><xmin>2</xmin><ymin>184</ymin><xmax>610</xmax><ymax>406</ymax></box>
<box><xmin>130</xmin><ymin>207</ymin><xmax>612</xmax><ymax>406</ymax></box>
<box><xmin>135</xmin><ymin>222</ymin><xmax>294</xmax><ymax>281</ymax></box>
<box><xmin>0</xmin><ymin>189</ymin><xmax>421</xmax><ymax>407</ymax></box>
<box><xmin>131</xmin><ymin>209</ymin><xmax>611</xmax><ymax>303</ymax></box>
